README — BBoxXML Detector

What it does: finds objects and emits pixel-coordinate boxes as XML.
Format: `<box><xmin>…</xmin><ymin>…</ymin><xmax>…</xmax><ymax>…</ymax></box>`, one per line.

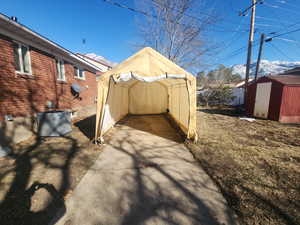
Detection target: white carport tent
<box><xmin>95</xmin><ymin>47</ymin><xmax>197</xmax><ymax>142</ymax></box>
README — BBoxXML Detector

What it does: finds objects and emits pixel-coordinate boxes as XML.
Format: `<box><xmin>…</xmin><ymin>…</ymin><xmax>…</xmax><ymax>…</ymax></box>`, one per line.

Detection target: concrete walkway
<box><xmin>53</xmin><ymin>115</ymin><xmax>237</xmax><ymax>225</ymax></box>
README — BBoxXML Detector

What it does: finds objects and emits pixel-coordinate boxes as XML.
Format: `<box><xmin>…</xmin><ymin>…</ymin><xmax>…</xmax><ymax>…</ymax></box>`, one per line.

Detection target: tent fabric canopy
<box><xmin>112</xmin><ymin>72</ymin><xmax>186</xmax><ymax>83</ymax></box>
<box><xmin>95</xmin><ymin>47</ymin><xmax>197</xmax><ymax>142</ymax></box>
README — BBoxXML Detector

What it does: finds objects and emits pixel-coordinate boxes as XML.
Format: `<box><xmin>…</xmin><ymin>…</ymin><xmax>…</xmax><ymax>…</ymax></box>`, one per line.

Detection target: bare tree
<box><xmin>135</xmin><ymin>0</ymin><xmax>217</xmax><ymax>71</ymax></box>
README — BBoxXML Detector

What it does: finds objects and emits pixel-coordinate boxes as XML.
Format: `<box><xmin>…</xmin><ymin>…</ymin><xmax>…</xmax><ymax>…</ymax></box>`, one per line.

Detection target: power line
<box><xmin>263</xmin><ymin>2</ymin><xmax>300</xmax><ymax>16</ymax></box>
<box><xmin>267</xmin><ymin>27</ymin><xmax>300</xmax><ymax>40</ymax></box>
<box><xmin>260</xmin><ymin>1</ymin><xmax>300</xmax><ymax>36</ymax></box>
<box><xmin>102</xmin><ymin>0</ymin><xmax>249</xmax><ymax>33</ymax></box>
<box><xmin>148</xmin><ymin>0</ymin><xmax>247</xmax><ymax>26</ymax></box>
<box><xmin>268</xmin><ymin>21</ymin><xmax>300</xmax><ymax>35</ymax></box>
<box><xmin>269</xmin><ymin>37</ymin><xmax>300</xmax><ymax>58</ymax></box>
<box><xmin>268</xmin><ymin>42</ymin><xmax>295</xmax><ymax>61</ymax></box>
<box><xmin>259</xmin><ymin>3</ymin><xmax>296</xmax><ymax>33</ymax></box>
<box><xmin>220</xmin><ymin>17</ymin><xmax>248</xmax><ymax>51</ymax></box>
<box><xmin>216</xmin><ymin>40</ymin><xmax>260</xmax><ymax>62</ymax></box>
<box><xmin>276</xmin><ymin>0</ymin><xmax>299</xmax><ymax>6</ymax></box>
<box><xmin>208</xmin><ymin>15</ymin><xmax>251</xmax><ymax>62</ymax></box>
<box><xmin>149</xmin><ymin>0</ymin><xmax>251</xmax><ymax>31</ymax></box>
<box><xmin>255</xmin><ymin>23</ymin><xmax>282</xmax><ymax>28</ymax></box>
<box><xmin>150</xmin><ymin>0</ymin><xmax>212</xmax><ymax>23</ymax></box>
<box><xmin>256</xmin><ymin>15</ymin><xmax>291</xmax><ymax>24</ymax></box>
<box><xmin>209</xmin><ymin>46</ymin><xmax>247</xmax><ymax>64</ymax></box>
<box><xmin>275</xmin><ymin>0</ymin><xmax>300</xmax><ymax>10</ymax></box>
<box><xmin>239</xmin><ymin>0</ymin><xmax>264</xmax><ymax>16</ymax></box>
<box><xmin>224</xmin><ymin>46</ymin><xmax>249</xmax><ymax>59</ymax></box>
<box><xmin>275</xmin><ymin>37</ymin><xmax>300</xmax><ymax>46</ymax></box>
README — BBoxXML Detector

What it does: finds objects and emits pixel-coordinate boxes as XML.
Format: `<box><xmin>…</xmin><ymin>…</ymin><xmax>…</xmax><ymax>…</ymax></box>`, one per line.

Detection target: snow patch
<box><xmin>85</xmin><ymin>53</ymin><xmax>118</xmax><ymax>67</ymax></box>
<box><xmin>231</xmin><ymin>60</ymin><xmax>300</xmax><ymax>78</ymax></box>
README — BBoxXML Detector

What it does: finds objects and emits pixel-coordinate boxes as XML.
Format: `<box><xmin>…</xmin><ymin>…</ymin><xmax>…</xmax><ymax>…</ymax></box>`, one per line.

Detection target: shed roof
<box><xmin>268</xmin><ymin>75</ymin><xmax>300</xmax><ymax>86</ymax></box>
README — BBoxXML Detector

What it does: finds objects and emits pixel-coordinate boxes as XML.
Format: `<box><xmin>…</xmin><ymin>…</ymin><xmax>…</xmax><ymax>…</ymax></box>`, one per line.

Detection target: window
<box><xmin>56</xmin><ymin>59</ymin><xmax>65</xmax><ymax>81</ymax></box>
<box><xmin>74</xmin><ymin>66</ymin><xmax>85</xmax><ymax>80</ymax></box>
<box><xmin>13</xmin><ymin>42</ymin><xmax>32</xmax><ymax>74</ymax></box>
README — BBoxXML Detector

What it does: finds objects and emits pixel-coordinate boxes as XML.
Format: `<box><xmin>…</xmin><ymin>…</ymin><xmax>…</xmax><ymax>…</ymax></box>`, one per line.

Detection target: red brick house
<box><xmin>0</xmin><ymin>14</ymin><xmax>103</xmax><ymax>143</ymax></box>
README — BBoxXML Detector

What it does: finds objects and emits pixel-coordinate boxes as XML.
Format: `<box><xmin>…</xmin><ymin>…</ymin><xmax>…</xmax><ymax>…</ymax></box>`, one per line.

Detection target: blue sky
<box><xmin>1</xmin><ymin>0</ymin><xmax>300</xmax><ymax>71</ymax></box>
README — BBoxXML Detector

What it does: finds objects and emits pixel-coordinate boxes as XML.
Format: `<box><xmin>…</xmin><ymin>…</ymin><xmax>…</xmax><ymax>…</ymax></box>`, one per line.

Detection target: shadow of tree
<box><xmin>74</xmin><ymin>115</ymin><xmax>96</xmax><ymax>140</ymax></box>
<box><xmin>117</xmin><ymin>114</ymin><xmax>184</xmax><ymax>143</ymax></box>
<box><xmin>0</xmin><ymin>109</ymin><xmax>82</xmax><ymax>225</ymax></box>
<box><xmin>0</xmin><ymin>42</ymin><xmax>97</xmax><ymax>225</ymax></box>
<box><xmin>92</xmin><ymin>116</ymin><xmax>238</xmax><ymax>225</ymax></box>
<box><xmin>187</xmin><ymin>129</ymin><xmax>300</xmax><ymax>225</ymax></box>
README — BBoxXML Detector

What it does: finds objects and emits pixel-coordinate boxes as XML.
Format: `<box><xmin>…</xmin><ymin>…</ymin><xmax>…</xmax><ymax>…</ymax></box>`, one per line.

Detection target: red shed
<box><xmin>246</xmin><ymin>75</ymin><xmax>300</xmax><ymax>123</ymax></box>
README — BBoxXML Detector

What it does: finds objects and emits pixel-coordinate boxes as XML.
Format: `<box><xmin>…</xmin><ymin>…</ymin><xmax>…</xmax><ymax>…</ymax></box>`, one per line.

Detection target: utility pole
<box><xmin>244</xmin><ymin>0</ymin><xmax>257</xmax><ymax>105</ymax></box>
<box><xmin>255</xmin><ymin>33</ymin><xmax>265</xmax><ymax>80</ymax></box>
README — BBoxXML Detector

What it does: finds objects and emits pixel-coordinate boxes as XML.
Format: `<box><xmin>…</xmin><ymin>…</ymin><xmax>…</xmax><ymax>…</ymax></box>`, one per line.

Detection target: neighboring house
<box><xmin>246</xmin><ymin>75</ymin><xmax>300</xmax><ymax>123</ymax></box>
<box><xmin>282</xmin><ymin>67</ymin><xmax>300</xmax><ymax>76</ymax></box>
<box><xmin>76</xmin><ymin>53</ymin><xmax>115</xmax><ymax>73</ymax></box>
<box><xmin>229</xmin><ymin>79</ymin><xmax>254</xmax><ymax>106</ymax></box>
<box><xmin>0</xmin><ymin>14</ymin><xmax>103</xmax><ymax>144</ymax></box>
<box><xmin>235</xmin><ymin>79</ymin><xmax>254</xmax><ymax>89</ymax></box>
<box><xmin>230</xmin><ymin>88</ymin><xmax>244</xmax><ymax>106</ymax></box>
<box><xmin>197</xmin><ymin>81</ymin><xmax>244</xmax><ymax>106</ymax></box>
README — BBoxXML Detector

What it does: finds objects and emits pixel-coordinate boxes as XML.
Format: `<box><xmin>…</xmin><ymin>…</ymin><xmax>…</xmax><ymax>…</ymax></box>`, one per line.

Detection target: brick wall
<box><xmin>0</xmin><ymin>34</ymin><xmax>99</xmax><ymax>121</ymax></box>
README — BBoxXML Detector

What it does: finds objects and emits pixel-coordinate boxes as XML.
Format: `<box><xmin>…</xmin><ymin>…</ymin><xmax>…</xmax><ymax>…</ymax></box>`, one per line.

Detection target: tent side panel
<box><xmin>122</xmin><ymin>86</ymin><xmax>129</xmax><ymax>117</ymax></box>
<box><xmin>188</xmin><ymin>78</ymin><xmax>197</xmax><ymax>140</ymax></box>
<box><xmin>95</xmin><ymin>81</ymin><xmax>104</xmax><ymax>140</ymax></box>
<box><xmin>180</xmin><ymin>85</ymin><xmax>189</xmax><ymax>128</ymax></box>
<box><xmin>169</xmin><ymin>84</ymin><xmax>189</xmax><ymax>134</ymax></box>
<box><xmin>102</xmin><ymin>82</ymin><xmax>129</xmax><ymax>134</ymax></box>
<box><xmin>170</xmin><ymin>86</ymin><xmax>179</xmax><ymax>121</ymax></box>
<box><xmin>129</xmin><ymin>81</ymin><xmax>168</xmax><ymax>114</ymax></box>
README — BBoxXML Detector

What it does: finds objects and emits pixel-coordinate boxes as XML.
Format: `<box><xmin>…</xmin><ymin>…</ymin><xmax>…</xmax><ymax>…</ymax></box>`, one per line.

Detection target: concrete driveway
<box><xmin>53</xmin><ymin>115</ymin><xmax>237</xmax><ymax>225</ymax></box>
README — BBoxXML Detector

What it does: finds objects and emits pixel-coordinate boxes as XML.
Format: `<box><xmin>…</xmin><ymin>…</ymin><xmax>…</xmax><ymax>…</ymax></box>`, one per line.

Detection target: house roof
<box><xmin>76</xmin><ymin>53</ymin><xmax>113</xmax><ymax>68</ymax></box>
<box><xmin>268</xmin><ymin>75</ymin><xmax>300</xmax><ymax>86</ymax></box>
<box><xmin>235</xmin><ymin>78</ymin><xmax>254</xmax><ymax>88</ymax></box>
<box><xmin>0</xmin><ymin>13</ymin><xmax>102</xmax><ymax>73</ymax></box>
<box><xmin>85</xmin><ymin>53</ymin><xmax>118</xmax><ymax>67</ymax></box>
<box><xmin>281</xmin><ymin>67</ymin><xmax>300</xmax><ymax>76</ymax></box>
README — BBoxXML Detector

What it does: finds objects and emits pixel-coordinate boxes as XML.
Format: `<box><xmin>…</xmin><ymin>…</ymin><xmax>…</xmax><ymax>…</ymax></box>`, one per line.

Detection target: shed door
<box><xmin>254</xmin><ymin>82</ymin><xmax>272</xmax><ymax>118</ymax></box>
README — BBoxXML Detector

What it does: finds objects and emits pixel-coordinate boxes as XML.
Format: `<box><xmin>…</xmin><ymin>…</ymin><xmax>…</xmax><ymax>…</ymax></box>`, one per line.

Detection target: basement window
<box><xmin>56</xmin><ymin>59</ymin><xmax>66</xmax><ymax>81</ymax></box>
<box><xmin>13</xmin><ymin>42</ymin><xmax>32</xmax><ymax>75</ymax></box>
<box><xmin>74</xmin><ymin>66</ymin><xmax>85</xmax><ymax>80</ymax></box>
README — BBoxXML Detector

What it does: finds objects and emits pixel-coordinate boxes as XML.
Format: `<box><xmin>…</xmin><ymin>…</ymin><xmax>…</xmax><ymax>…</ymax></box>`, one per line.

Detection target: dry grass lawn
<box><xmin>0</xmin><ymin>115</ymin><xmax>102</xmax><ymax>225</ymax></box>
<box><xmin>187</xmin><ymin>108</ymin><xmax>300</xmax><ymax>225</ymax></box>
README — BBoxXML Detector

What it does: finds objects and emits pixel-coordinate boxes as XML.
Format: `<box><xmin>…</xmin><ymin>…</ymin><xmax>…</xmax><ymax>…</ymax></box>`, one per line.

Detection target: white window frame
<box><xmin>74</xmin><ymin>66</ymin><xmax>85</xmax><ymax>80</ymax></box>
<box><xmin>14</xmin><ymin>42</ymin><xmax>32</xmax><ymax>75</ymax></box>
<box><xmin>56</xmin><ymin>58</ymin><xmax>66</xmax><ymax>81</ymax></box>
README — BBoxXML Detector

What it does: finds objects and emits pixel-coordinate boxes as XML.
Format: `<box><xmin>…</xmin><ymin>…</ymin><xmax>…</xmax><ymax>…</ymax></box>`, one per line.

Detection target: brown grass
<box><xmin>0</xmin><ymin>115</ymin><xmax>102</xmax><ymax>225</ymax></box>
<box><xmin>187</xmin><ymin>108</ymin><xmax>300</xmax><ymax>225</ymax></box>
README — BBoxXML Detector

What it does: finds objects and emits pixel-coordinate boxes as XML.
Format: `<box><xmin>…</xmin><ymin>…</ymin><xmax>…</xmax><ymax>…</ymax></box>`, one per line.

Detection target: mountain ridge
<box><xmin>231</xmin><ymin>60</ymin><xmax>300</xmax><ymax>78</ymax></box>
